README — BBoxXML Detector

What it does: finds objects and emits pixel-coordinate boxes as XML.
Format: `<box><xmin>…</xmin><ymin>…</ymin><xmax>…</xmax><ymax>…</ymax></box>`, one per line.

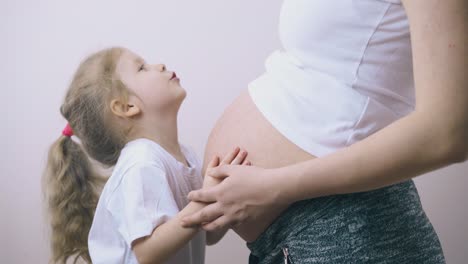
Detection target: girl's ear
<box><xmin>110</xmin><ymin>96</ymin><xmax>141</xmax><ymax>118</ymax></box>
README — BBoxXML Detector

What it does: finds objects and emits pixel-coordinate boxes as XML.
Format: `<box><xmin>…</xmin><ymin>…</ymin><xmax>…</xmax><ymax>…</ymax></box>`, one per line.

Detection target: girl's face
<box><xmin>116</xmin><ymin>49</ymin><xmax>186</xmax><ymax>115</ymax></box>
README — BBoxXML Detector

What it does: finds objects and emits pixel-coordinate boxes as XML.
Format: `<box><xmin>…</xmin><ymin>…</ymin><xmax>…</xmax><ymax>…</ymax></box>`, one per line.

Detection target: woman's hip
<box><xmin>247</xmin><ymin>180</ymin><xmax>445</xmax><ymax>263</ymax></box>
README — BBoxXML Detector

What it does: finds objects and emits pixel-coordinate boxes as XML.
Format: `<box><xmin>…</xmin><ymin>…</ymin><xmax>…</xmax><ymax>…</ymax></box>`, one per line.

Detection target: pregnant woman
<box><xmin>183</xmin><ymin>0</ymin><xmax>467</xmax><ymax>263</ymax></box>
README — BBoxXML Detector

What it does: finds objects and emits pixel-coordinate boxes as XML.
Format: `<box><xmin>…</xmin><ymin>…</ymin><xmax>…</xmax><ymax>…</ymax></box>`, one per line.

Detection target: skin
<box><xmin>112</xmin><ymin>49</ymin><xmax>188</xmax><ymax>163</ymax></box>
<box><xmin>181</xmin><ymin>0</ymin><xmax>468</xmax><ymax>244</ymax></box>
<box><xmin>196</xmin><ymin>91</ymin><xmax>317</xmax><ymax>242</ymax></box>
<box><xmin>111</xmin><ymin>49</ymin><xmax>251</xmax><ymax>263</ymax></box>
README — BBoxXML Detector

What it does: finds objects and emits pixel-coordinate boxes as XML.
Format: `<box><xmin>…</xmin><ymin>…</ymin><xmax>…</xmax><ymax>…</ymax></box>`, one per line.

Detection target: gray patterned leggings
<box><xmin>247</xmin><ymin>180</ymin><xmax>445</xmax><ymax>263</ymax></box>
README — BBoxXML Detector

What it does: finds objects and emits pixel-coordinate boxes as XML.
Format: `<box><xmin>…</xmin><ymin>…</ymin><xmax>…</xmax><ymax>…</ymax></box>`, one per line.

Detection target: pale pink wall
<box><xmin>1</xmin><ymin>1</ymin><xmax>466</xmax><ymax>263</ymax></box>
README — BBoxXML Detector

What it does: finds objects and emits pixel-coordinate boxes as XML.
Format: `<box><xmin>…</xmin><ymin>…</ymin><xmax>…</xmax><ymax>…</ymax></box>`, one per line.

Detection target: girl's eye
<box><xmin>139</xmin><ymin>64</ymin><xmax>146</xmax><ymax>72</ymax></box>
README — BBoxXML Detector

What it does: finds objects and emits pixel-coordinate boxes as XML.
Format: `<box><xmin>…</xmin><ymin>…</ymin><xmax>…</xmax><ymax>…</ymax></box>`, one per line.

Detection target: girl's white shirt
<box><xmin>88</xmin><ymin>138</ymin><xmax>205</xmax><ymax>264</ymax></box>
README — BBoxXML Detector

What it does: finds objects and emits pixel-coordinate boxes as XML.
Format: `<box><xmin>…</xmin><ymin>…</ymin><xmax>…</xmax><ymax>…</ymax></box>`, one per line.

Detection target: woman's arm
<box><xmin>296</xmin><ymin>0</ymin><xmax>468</xmax><ymax>196</ymax></box>
<box><xmin>289</xmin><ymin>0</ymin><xmax>468</xmax><ymax>198</ymax></box>
<box><xmin>132</xmin><ymin>148</ymin><xmax>249</xmax><ymax>263</ymax></box>
<box><xmin>182</xmin><ymin>0</ymin><xmax>468</xmax><ymax>231</ymax></box>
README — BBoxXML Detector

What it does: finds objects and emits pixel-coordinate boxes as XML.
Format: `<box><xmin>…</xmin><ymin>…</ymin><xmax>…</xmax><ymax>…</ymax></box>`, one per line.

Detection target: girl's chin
<box><xmin>179</xmin><ymin>88</ymin><xmax>187</xmax><ymax>98</ymax></box>
<box><xmin>174</xmin><ymin>90</ymin><xmax>187</xmax><ymax>105</ymax></box>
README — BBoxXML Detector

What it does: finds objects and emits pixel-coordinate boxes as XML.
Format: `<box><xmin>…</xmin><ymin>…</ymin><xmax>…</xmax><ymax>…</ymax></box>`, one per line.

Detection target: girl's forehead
<box><xmin>121</xmin><ymin>50</ymin><xmax>142</xmax><ymax>64</ymax></box>
<box><xmin>117</xmin><ymin>50</ymin><xmax>142</xmax><ymax>72</ymax></box>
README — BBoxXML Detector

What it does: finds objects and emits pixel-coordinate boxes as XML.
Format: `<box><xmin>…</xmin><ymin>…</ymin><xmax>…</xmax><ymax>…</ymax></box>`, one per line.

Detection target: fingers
<box><xmin>181</xmin><ymin>203</ymin><xmax>223</xmax><ymax>227</ymax></box>
<box><xmin>206</xmin><ymin>156</ymin><xmax>220</xmax><ymax>169</ymax></box>
<box><xmin>221</xmin><ymin>147</ymin><xmax>240</xmax><ymax>165</ymax></box>
<box><xmin>218</xmin><ymin>146</ymin><xmax>250</xmax><ymax>168</ymax></box>
<box><xmin>206</xmin><ymin>165</ymin><xmax>231</xmax><ymax>179</ymax></box>
<box><xmin>242</xmin><ymin>159</ymin><xmax>252</xmax><ymax>166</ymax></box>
<box><xmin>201</xmin><ymin>215</ymin><xmax>236</xmax><ymax>232</ymax></box>
<box><xmin>230</xmin><ymin>149</ymin><xmax>248</xmax><ymax>165</ymax></box>
<box><xmin>187</xmin><ymin>186</ymin><xmax>218</xmax><ymax>203</ymax></box>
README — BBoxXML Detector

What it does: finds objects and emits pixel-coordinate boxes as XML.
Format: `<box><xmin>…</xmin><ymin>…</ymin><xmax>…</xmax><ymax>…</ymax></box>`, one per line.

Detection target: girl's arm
<box><xmin>132</xmin><ymin>148</ymin><xmax>249</xmax><ymax>264</ymax></box>
<box><xmin>205</xmin><ymin>148</ymin><xmax>251</xmax><ymax>245</ymax></box>
<box><xmin>181</xmin><ymin>0</ymin><xmax>468</xmax><ymax>231</ymax></box>
<box><xmin>132</xmin><ymin>201</ymin><xmax>206</xmax><ymax>264</ymax></box>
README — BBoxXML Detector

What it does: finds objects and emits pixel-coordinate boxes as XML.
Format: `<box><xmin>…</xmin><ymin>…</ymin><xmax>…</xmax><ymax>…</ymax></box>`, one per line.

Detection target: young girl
<box><xmin>43</xmin><ymin>47</ymin><xmax>250</xmax><ymax>264</ymax></box>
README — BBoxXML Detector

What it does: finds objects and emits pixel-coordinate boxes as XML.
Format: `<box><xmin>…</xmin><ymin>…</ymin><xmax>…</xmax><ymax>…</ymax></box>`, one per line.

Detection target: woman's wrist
<box><xmin>271</xmin><ymin>159</ymin><xmax>345</xmax><ymax>204</ymax></box>
<box><xmin>269</xmin><ymin>166</ymin><xmax>300</xmax><ymax>205</ymax></box>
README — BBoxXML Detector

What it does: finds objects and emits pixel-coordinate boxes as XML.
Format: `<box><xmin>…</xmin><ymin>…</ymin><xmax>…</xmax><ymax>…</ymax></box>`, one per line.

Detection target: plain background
<box><xmin>1</xmin><ymin>0</ymin><xmax>467</xmax><ymax>263</ymax></box>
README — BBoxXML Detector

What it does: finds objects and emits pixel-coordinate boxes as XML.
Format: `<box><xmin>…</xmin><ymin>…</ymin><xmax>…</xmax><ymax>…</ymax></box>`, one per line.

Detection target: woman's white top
<box><xmin>249</xmin><ymin>0</ymin><xmax>414</xmax><ymax>157</ymax></box>
<box><xmin>88</xmin><ymin>138</ymin><xmax>205</xmax><ymax>264</ymax></box>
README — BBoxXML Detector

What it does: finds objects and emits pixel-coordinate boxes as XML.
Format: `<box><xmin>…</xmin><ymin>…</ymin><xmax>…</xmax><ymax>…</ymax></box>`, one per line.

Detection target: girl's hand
<box><xmin>182</xmin><ymin>164</ymin><xmax>283</xmax><ymax>231</ymax></box>
<box><xmin>203</xmin><ymin>147</ymin><xmax>251</xmax><ymax>188</ymax></box>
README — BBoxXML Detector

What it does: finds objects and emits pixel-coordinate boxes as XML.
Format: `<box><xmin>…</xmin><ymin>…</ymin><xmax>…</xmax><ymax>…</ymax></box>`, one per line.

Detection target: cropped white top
<box><xmin>249</xmin><ymin>0</ymin><xmax>414</xmax><ymax>157</ymax></box>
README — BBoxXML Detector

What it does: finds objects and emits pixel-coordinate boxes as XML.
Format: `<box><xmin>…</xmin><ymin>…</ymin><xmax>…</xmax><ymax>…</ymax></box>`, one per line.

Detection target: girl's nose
<box><xmin>157</xmin><ymin>64</ymin><xmax>166</xmax><ymax>72</ymax></box>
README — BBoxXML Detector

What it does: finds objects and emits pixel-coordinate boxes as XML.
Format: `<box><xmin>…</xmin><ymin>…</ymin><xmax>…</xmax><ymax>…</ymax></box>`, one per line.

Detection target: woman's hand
<box><xmin>203</xmin><ymin>147</ymin><xmax>251</xmax><ymax>188</ymax></box>
<box><xmin>182</xmin><ymin>164</ymin><xmax>284</xmax><ymax>232</ymax></box>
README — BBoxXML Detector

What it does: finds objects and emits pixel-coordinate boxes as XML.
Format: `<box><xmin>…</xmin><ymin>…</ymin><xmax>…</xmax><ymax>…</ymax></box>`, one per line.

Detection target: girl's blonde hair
<box><xmin>43</xmin><ymin>47</ymin><xmax>130</xmax><ymax>263</ymax></box>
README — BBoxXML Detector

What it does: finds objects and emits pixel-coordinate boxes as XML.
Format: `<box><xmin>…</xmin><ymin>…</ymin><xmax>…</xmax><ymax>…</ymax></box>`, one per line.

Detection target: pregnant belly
<box><xmin>203</xmin><ymin>89</ymin><xmax>317</xmax><ymax>242</ymax></box>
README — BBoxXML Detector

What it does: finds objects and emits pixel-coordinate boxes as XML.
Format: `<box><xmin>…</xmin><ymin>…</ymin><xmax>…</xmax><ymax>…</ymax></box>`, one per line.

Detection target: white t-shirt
<box><xmin>249</xmin><ymin>0</ymin><xmax>413</xmax><ymax>157</ymax></box>
<box><xmin>88</xmin><ymin>138</ymin><xmax>205</xmax><ymax>264</ymax></box>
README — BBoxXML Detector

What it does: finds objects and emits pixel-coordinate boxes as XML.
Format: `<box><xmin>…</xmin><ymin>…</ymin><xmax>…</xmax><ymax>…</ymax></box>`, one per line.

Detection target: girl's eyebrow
<box><xmin>133</xmin><ymin>57</ymin><xmax>145</xmax><ymax>65</ymax></box>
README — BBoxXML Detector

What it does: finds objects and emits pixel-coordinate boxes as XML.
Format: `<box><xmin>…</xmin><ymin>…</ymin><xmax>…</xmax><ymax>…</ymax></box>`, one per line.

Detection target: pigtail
<box><xmin>43</xmin><ymin>46</ymin><xmax>126</xmax><ymax>263</ymax></box>
<box><xmin>43</xmin><ymin>135</ymin><xmax>102</xmax><ymax>264</ymax></box>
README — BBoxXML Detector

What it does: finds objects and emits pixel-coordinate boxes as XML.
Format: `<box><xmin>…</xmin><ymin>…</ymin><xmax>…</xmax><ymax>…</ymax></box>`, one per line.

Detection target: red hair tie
<box><xmin>62</xmin><ymin>123</ymin><xmax>74</xmax><ymax>137</ymax></box>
